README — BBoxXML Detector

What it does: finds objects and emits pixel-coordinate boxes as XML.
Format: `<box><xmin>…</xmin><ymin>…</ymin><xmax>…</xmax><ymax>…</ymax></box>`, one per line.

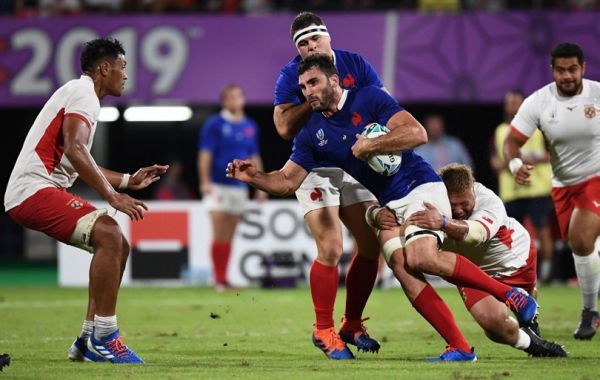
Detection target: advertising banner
<box><xmin>58</xmin><ymin>200</ymin><xmax>357</xmax><ymax>287</ymax></box>
<box><xmin>2</xmin><ymin>12</ymin><xmax>599</xmax><ymax>105</ymax></box>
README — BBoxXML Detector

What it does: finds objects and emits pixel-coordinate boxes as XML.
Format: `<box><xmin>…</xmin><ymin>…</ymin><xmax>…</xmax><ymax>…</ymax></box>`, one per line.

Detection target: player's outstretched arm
<box><xmin>503</xmin><ymin>130</ymin><xmax>534</xmax><ymax>185</ymax></box>
<box><xmin>128</xmin><ymin>165</ymin><xmax>169</xmax><ymax>190</ymax></box>
<box><xmin>62</xmin><ymin>116</ymin><xmax>147</xmax><ymax>220</ymax></box>
<box><xmin>99</xmin><ymin>165</ymin><xmax>169</xmax><ymax>191</ymax></box>
<box><xmin>273</xmin><ymin>103</ymin><xmax>313</xmax><ymax>141</ymax></box>
<box><xmin>226</xmin><ymin>159</ymin><xmax>307</xmax><ymax>197</ymax></box>
<box><xmin>249</xmin><ymin>154</ymin><xmax>268</xmax><ymax>202</ymax></box>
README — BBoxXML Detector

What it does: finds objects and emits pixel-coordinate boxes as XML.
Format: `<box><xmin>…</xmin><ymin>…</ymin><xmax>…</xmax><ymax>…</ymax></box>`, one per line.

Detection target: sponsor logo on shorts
<box><xmin>67</xmin><ymin>198</ymin><xmax>83</xmax><ymax>210</ymax></box>
<box><xmin>584</xmin><ymin>104</ymin><xmax>596</xmax><ymax>119</ymax></box>
<box><xmin>310</xmin><ymin>188</ymin><xmax>323</xmax><ymax>202</ymax></box>
<box><xmin>592</xmin><ymin>200</ymin><xmax>600</xmax><ymax>208</ymax></box>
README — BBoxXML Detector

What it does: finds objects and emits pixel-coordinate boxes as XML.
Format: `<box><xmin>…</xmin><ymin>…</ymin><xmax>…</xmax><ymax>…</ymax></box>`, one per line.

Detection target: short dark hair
<box><xmin>298</xmin><ymin>53</ymin><xmax>338</xmax><ymax>78</ymax></box>
<box><xmin>290</xmin><ymin>12</ymin><xmax>325</xmax><ymax>39</ymax></box>
<box><xmin>438</xmin><ymin>163</ymin><xmax>475</xmax><ymax>195</ymax></box>
<box><xmin>220</xmin><ymin>83</ymin><xmax>243</xmax><ymax>102</ymax></box>
<box><xmin>506</xmin><ymin>89</ymin><xmax>524</xmax><ymax>98</ymax></box>
<box><xmin>551</xmin><ymin>42</ymin><xmax>584</xmax><ymax>66</ymax></box>
<box><xmin>80</xmin><ymin>38</ymin><xmax>125</xmax><ymax>73</ymax></box>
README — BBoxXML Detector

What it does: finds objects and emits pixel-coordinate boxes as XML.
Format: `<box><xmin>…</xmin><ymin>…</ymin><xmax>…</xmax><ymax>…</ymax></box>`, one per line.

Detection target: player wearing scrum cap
<box><xmin>273</xmin><ymin>11</ymin><xmax>385</xmax><ymax>359</ymax></box>
<box><xmin>240</xmin><ymin>54</ymin><xmax>540</xmax><ymax>361</ymax></box>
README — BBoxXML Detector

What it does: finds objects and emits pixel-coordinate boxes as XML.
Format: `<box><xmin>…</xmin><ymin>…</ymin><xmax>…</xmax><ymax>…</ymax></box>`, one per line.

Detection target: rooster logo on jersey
<box><xmin>584</xmin><ymin>105</ymin><xmax>596</xmax><ymax>119</ymax></box>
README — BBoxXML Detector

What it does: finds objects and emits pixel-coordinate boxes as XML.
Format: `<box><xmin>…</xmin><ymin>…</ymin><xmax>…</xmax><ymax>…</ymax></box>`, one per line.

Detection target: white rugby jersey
<box><xmin>4</xmin><ymin>75</ymin><xmax>100</xmax><ymax>211</ymax></box>
<box><xmin>511</xmin><ymin>78</ymin><xmax>600</xmax><ymax>187</ymax></box>
<box><xmin>442</xmin><ymin>183</ymin><xmax>530</xmax><ymax>277</ymax></box>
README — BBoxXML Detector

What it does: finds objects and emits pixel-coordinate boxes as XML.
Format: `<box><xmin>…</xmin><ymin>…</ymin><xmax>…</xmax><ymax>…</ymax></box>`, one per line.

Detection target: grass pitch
<box><xmin>0</xmin><ymin>285</ymin><xmax>597</xmax><ymax>379</ymax></box>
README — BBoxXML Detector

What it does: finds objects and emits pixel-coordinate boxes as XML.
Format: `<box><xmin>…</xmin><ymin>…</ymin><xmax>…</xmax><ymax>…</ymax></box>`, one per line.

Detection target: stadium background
<box><xmin>1</xmin><ymin>3</ymin><xmax>600</xmax><ymax>282</ymax></box>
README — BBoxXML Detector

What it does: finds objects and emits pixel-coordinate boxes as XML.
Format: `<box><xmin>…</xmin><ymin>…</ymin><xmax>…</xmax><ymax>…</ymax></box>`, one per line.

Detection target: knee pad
<box><xmin>69</xmin><ymin>209</ymin><xmax>108</xmax><ymax>253</ymax></box>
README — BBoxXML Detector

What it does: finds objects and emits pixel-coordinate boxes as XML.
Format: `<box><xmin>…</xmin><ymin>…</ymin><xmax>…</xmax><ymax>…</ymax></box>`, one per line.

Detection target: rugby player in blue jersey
<box><xmin>272</xmin><ymin>11</ymin><xmax>385</xmax><ymax>359</ymax></box>
<box><xmin>198</xmin><ymin>84</ymin><xmax>267</xmax><ymax>291</ymax></box>
<box><xmin>229</xmin><ymin>54</ymin><xmax>540</xmax><ymax>361</ymax></box>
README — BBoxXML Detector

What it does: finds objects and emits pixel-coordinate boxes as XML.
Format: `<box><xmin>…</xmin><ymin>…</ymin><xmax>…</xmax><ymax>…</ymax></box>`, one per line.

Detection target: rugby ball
<box><xmin>361</xmin><ymin>123</ymin><xmax>402</xmax><ymax>176</ymax></box>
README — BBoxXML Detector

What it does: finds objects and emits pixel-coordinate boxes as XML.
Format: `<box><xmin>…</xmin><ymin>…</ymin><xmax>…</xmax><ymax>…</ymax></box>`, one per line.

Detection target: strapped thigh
<box><xmin>69</xmin><ymin>209</ymin><xmax>108</xmax><ymax>253</ymax></box>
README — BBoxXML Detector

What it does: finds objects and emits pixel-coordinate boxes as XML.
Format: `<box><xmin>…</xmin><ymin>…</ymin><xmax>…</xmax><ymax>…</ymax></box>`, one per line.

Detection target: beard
<box><xmin>557</xmin><ymin>79</ymin><xmax>583</xmax><ymax>97</ymax></box>
<box><xmin>309</xmin><ymin>85</ymin><xmax>335</xmax><ymax>112</ymax></box>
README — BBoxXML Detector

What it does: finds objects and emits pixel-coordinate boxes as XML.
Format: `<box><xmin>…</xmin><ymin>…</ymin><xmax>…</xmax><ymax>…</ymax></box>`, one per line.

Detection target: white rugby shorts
<box><xmin>295</xmin><ymin>167</ymin><xmax>377</xmax><ymax>216</ymax></box>
<box><xmin>204</xmin><ymin>184</ymin><xmax>248</xmax><ymax>215</ymax></box>
<box><xmin>385</xmin><ymin>181</ymin><xmax>451</xmax><ymax>246</ymax></box>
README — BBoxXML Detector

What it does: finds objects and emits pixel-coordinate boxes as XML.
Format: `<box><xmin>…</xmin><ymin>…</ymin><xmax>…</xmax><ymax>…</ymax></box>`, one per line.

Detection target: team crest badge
<box><xmin>67</xmin><ymin>199</ymin><xmax>83</xmax><ymax>210</ymax></box>
<box><xmin>584</xmin><ymin>105</ymin><xmax>596</xmax><ymax>119</ymax></box>
<box><xmin>310</xmin><ymin>188</ymin><xmax>323</xmax><ymax>202</ymax></box>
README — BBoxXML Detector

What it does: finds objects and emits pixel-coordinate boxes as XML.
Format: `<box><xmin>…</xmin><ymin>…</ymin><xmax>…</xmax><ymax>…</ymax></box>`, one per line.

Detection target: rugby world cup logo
<box><xmin>584</xmin><ymin>104</ymin><xmax>596</xmax><ymax>119</ymax></box>
<box><xmin>316</xmin><ymin>128</ymin><xmax>328</xmax><ymax>146</ymax></box>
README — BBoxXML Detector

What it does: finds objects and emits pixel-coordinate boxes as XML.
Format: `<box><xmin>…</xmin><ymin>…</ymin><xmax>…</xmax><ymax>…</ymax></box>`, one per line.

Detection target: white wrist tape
<box><xmin>119</xmin><ymin>173</ymin><xmax>130</xmax><ymax>190</ymax></box>
<box><xmin>508</xmin><ymin>158</ymin><xmax>523</xmax><ymax>175</ymax></box>
<box><xmin>463</xmin><ymin>220</ymin><xmax>488</xmax><ymax>245</ymax></box>
<box><xmin>365</xmin><ymin>205</ymin><xmax>384</xmax><ymax>229</ymax></box>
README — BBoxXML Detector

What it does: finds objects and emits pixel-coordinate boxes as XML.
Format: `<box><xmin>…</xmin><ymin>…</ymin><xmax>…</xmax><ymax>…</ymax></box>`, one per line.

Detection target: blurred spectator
<box><xmin>463</xmin><ymin>0</ymin><xmax>504</xmax><ymax>11</ymax></box>
<box><xmin>414</xmin><ymin>114</ymin><xmax>473</xmax><ymax>172</ymax></box>
<box><xmin>154</xmin><ymin>160</ymin><xmax>194</xmax><ymax>200</ymax></box>
<box><xmin>15</xmin><ymin>0</ymin><xmax>81</xmax><ymax>16</ymax></box>
<box><xmin>242</xmin><ymin>0</ymin><xmax>273</xmax><ymax>14</ymax></box>
<box><xmin>0</xmin><ymin>0</ymin><xmax>15</xmax><ymax>14</ymax></box>
<box><xmin>419</xmin><ymin>0</ymin><xmax>460</xmax><ymax>11</ymax></box>
<box><xmin>82</xmin><ymin>0</ymin><xmax>122</xmax><ymax>13</ymax></box>
<box><xmin>490</xmin><ymin>89</ymin><xmax>555</xmax><ymax>283</ymax></box>
<box><xmin>40</xmin><ymin>0</ymin><xmax>81</xmax><ymax>14</ymax></box>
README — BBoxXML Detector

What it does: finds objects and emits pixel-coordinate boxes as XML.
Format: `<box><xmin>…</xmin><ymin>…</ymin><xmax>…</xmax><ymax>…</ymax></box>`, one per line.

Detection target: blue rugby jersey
<box><xmin>274</xmin><ymin>49</ymin><xmax>383</xmax><ymax>106</ymax></box>
<box><xmin>199</xmin><ymin>112</ymin><xmax>259</xmax><ymax>187</ymax></box>
<box><xmin>290</xmin><ymin>86</ymin><xmax>440</xmax><ymax>205</ymax></box>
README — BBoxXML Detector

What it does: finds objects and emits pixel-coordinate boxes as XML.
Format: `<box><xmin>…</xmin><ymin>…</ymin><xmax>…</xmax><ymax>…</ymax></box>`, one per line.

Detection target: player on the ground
<box><xmin>273</xmin><ymin>12</ymin><xmax>384</xmax><ymax>357</ymax></box>
<box><xmin>4</xmin><ymin>38</ymin><xmax>168</xmax><ymax>363</ymax></box>
<box><xmin>198</xmin><ymin>84</ymin><xmax>266</xmax><ymax>291</ymax></box>
<box><xmin>229</xmin><ymin>54</ymin><xmax>539</xmax><ymax>361</ymax></box>
<box><xmin>382</xmin><ymin>163</ymin><xmax>567</xmax><ymax>357</ymax></box>
<box><xmin>504</xmin><ymin>42</ymin><xmax>600</xmax><ymax>340</ymax></box>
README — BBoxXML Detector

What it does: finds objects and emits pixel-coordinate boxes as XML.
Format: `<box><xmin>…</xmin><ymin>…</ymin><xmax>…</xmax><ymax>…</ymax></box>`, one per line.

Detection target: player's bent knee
<box><xmin>315</xmin><ymin>240</ymin><xmax>343</xmax><ymax>263</ymax></box>
<box><xmin>403</xmin><ymin>226</ymin><xmax>443</xmax><ymax>272</ymax></box>
<box><xmin>91</xmin><ymin>215</ymin><xmax>124</xmax><ymax>252</ymax></box>
<box><xmin>568</xmin><ymin>235</ymin><xmax>595</xmax><ymax>255</ymax></box>
<box><xmin>69</xmin><ymin>209</ymin><xmax>108</xmax><ymax>253</ymax></box>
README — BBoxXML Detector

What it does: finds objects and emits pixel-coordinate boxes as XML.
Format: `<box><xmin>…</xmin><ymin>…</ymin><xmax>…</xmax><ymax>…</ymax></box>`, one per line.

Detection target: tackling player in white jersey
<box><xmin>504</xmin><ymin>42</ymin><xmax>600</xmax><ymax>340</ymax></box>
<box><xmin>4</xmin><ymin>38</ymin><xmax>168</xmax><ymax>363</ymax></box>
<box><xmin>381</xmin><ymin>164</ymin><xmax>567</xmax><ymax>357</ymax></box>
